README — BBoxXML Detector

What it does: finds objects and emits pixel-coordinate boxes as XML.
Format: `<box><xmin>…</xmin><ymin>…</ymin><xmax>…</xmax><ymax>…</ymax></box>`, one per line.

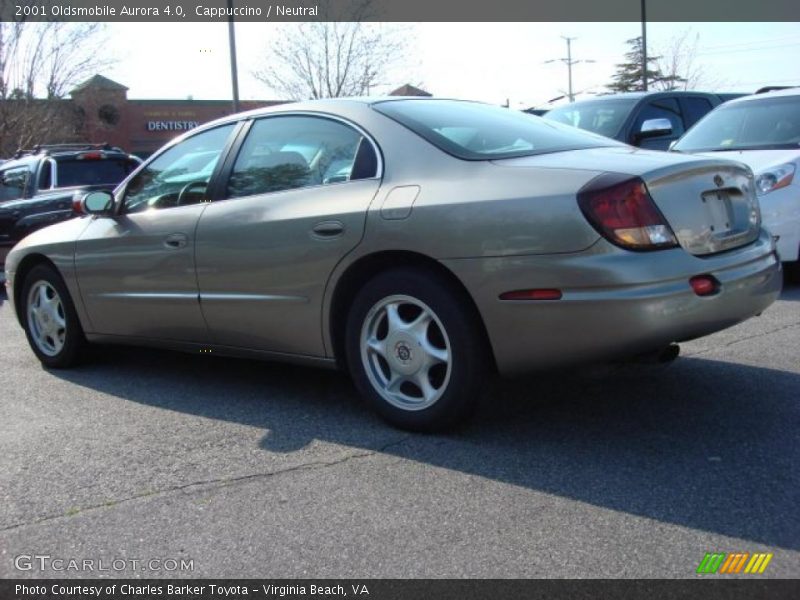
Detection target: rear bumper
<box><xmin>443</xmin><ymin>230</ymin><xmax>783</xmax><ymax>375</ymax></box>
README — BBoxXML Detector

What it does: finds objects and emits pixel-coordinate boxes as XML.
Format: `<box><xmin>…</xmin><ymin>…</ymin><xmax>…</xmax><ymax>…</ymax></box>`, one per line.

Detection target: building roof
<box><xmin>70</xmin><ymin>75</ymin><xmax>129</xmax><ymax>95</ymax></box>
<box><xmin>389</xmin><ymin>84</ymin><xmax>432</xmax><ymax>97</ymax></box>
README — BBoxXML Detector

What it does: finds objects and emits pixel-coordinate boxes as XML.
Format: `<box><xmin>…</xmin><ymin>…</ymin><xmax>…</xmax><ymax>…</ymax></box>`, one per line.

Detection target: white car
<box><xmin>673</xmin><ymin>88</ymin><xmax>800</xmax><ymax>278</ymax></box>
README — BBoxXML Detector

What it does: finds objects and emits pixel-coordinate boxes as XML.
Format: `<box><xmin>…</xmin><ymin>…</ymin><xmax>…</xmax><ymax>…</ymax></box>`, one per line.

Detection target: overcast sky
<box><xmin>102</xmin><ymin>22</ymin><xmax>800</xmax><ymax>108</ymax></box>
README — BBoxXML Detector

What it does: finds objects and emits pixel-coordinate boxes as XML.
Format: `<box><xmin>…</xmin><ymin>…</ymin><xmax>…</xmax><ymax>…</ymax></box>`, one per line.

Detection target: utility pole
<box><xmin>227</xmin><ymin>0</ymin><xmax>240</xmax><ymax>113</ymax></box>
<box><xmin>544</xmin><ymin>36</ymin><xmax>595</xmax><ymax>103</ymax></box>
<box><xmin>641</xmin><ymin>0</ymin><xmax>648</xmax><ymax>91</ymax></box>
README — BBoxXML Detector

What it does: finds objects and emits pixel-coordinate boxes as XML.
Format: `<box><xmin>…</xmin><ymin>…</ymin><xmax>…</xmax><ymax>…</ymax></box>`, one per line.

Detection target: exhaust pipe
<box><xmin>632</xmin><ymin>343</ymin><xmax>680</xmax><ymax>364</ymax></box>
<box><xmin>657</xmin><ymin>343</ymin><xmax>680</xmax><ymax>363</ymax></box>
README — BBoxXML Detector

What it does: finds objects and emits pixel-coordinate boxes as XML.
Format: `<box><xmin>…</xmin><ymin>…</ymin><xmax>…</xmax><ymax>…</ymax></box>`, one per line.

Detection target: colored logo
<box><xmin>697</xmin><ymin>552</ymin><xmax>773</xmax><ymax>574</ymax></box>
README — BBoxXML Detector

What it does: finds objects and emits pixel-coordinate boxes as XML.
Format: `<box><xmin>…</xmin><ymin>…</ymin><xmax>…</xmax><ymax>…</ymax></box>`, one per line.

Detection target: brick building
<box><xmin>70</xmin><ymin>75</ymin><xmax>283</xmax><ymax>158</ymax></box>
<box><xmin>66</xmin><ymin>77</ymin><xmax>431</xmax><ymax>159</ymax></box>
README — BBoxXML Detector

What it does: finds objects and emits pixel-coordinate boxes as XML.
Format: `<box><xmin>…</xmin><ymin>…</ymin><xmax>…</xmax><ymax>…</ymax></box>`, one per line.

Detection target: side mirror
<box><xmin>635</xmin><ymin>118</ymin><xmax>673</xmax><ymax>140</ymax></box>
<box><xmin>73</xmin><ymin>191</ymin><xmax>114</xmax><ymax>216</ymax></box>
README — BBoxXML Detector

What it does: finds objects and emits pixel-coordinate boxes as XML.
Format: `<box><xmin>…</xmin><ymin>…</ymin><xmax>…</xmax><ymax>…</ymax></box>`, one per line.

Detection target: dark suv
<box><xmin>543</xmin><ymin>91</ymin><xmax>745</xmax><ymax>150</ymax></box>
<box><xmin>0</xmin><ymin>144</ymin><xmax>140</xmax><ymax>280</ymax></box>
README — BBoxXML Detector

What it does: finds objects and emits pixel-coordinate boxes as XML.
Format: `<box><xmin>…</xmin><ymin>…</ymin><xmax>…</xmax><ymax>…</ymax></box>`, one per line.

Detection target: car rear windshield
<box><xmin>372</xmin><ymin>99</ymin><xmax>619</xmax><ymax>160</ymax></box>
<box><xmin>544</xmin><ymin>98</ymin><xmax>639</xmax><ymax>138</ymax></box>
<box><xmin>55</xmin><ymin>157</ymin><xmax>139</xmax><ymax>188</ymax></box>
<box><xmin>673</xmin><ymin>96</ymin><xmax>800</xmax><ymax>152</ymax></box>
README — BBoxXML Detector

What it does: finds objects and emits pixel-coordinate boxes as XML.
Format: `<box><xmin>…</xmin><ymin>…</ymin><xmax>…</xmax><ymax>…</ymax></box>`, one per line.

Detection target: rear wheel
<box><xmin>345</xmin><ymin>267</ymin><xmax>488</xmax><ymax>431</ymax></box>
<box><xmin>785</xmin><ymin>257</ymin><xmax>800</xmax><ymax>284</ymax></box>
<box><xmin>21</xmin><ymin>264</ymin><xmax>86</xmax><ymax>368</ymax></box>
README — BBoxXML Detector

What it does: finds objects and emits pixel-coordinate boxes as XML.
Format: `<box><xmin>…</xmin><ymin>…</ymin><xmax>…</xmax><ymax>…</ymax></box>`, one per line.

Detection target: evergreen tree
<box><xmin>607</xmin><ymin>37</ymin><xmax>686</xmax><ymax>92</ymax></box>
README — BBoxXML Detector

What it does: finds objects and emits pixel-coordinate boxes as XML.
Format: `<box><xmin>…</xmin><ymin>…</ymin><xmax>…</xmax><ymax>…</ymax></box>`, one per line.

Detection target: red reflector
<box><xmin>500</xmin><ymin>289</ymin><xmax>562</xmax><ymax>301</ymax></box>
<box><xmin>690</xmin><ymin>275</ymin><xmax>718</xmax><ymax>296</ymax></box>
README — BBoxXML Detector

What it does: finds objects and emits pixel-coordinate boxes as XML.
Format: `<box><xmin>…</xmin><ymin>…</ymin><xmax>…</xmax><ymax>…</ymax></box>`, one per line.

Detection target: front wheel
<box><xmin>21</xmin><ymin>264</ymin><xmax>86</xmax><ymax>368</ymax></box>
<box><xmin>345</xmin><ymin>267</ymin><xmax>488</xmax><ymax>431</ymax></box>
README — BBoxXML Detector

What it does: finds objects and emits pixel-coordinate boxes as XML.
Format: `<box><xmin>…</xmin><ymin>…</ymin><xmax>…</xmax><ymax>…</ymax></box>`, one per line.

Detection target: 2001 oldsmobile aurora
<box><xmin>4</xmin><ymin>99</ymin><xmax>782</xmax><ymax>430</ymax></box>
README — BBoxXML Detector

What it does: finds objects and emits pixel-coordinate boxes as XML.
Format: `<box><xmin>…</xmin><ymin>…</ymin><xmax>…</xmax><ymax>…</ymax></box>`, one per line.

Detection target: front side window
<box><xmin>681</xmin><ymin>97</ymin><xmax>714</xmax><ymax>129</ymax></box>
<box><xmin>226</xmin><ymin>116</ymin><xmax>376</xmax><ymax>199</ymax></box>
<box><xmin>122</xmin><ymin>124</ymin><xmax>235</xmax><ymax>214</ymax></box>
<box><xmin>0</xmin><ymin>166</ymin><xmax>31</xmax><ymax>202</ymax></box>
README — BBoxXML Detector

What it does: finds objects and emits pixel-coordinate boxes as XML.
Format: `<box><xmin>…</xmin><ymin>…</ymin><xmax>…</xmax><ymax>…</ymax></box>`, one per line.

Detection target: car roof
<box><xmin>720</xmin><ymin>87</ymin><xmax>800</xmax><ymax>106</ymax></box>
<box><xmin>194</xmin><ymin>96</ymin><xmax>488</xmax><ymax>133</ymax></box>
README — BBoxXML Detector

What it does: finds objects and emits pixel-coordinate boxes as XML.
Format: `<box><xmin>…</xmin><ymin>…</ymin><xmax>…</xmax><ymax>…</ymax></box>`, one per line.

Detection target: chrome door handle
<box><xmin>312</xmin><ymin>221</ymin><xmax>345</xmax><ymax>238</ymax></box>
<box><xmin>164</xmin><ymin>233</ymin><xmax>188</xmax><ymax>249</ymax></box>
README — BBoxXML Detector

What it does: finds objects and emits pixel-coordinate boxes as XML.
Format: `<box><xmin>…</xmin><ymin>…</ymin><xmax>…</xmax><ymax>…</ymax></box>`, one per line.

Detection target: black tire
<box><xmin>345</xmin><ymin>266</ymin><xmax>488</xmax><ymax>432</ymax></box>
<box><xmin>20</xmin><ymin>264</ymin><xmax>87</xmax><ymax>368</ymax></box>
<box><xmin>785</xmin><ymin>259</ymin><xmax>800</xmax><ymax>285</ymax></box>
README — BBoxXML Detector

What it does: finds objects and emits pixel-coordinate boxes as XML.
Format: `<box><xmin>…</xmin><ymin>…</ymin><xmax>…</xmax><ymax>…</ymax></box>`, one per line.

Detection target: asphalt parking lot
<box><xmin>0</xmin><ymin>279</ymin><xmax>798</xmax><ymax>579</ymax></box>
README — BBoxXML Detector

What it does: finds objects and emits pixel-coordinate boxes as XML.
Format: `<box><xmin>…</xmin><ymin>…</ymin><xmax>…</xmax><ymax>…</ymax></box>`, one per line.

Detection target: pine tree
<box><xmin>607</xmin><ymin>37</ymin><xmax>686</xmax><ymax>92</ymax></box>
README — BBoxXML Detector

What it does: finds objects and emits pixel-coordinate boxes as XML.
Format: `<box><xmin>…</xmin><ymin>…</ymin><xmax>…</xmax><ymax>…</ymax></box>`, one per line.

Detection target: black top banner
<box><xmin>1</xmin><ymin>0</ymin><xmax>799</xmax><ymax>22</ymax></box>
<box><xmin>2</xmin><ymin>579</ymin><xmax>800</xmax><ymax>600</ymax></box>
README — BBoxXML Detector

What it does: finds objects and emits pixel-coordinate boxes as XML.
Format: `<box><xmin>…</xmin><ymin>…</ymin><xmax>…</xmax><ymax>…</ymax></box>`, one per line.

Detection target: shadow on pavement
<box><xmin>50</xmin><ymin>341</ymin><xmax>800</xmax><ymax>552</ymax></box>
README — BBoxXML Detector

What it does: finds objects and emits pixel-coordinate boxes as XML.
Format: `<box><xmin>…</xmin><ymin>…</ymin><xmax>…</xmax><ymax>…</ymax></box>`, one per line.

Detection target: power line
<box><xmin>544</xmin><ymin>36</ymin><xmax>596</xmax><ymax>102</ymax></box>
<box><xmin>697</xmin><ymin>41</ymin><xmax>800</xmax><ymax>57</ymax></box>
<box><xmin>696</xmin><ymin>35</ymin><xmax>800</xmax><ymax>53</ymax></box>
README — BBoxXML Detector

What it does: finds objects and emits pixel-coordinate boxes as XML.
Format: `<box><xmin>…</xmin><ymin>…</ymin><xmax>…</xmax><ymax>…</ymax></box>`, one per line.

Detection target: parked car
<box><xmin>672</xmin><ymin>88</ymin><xmax>800</xmax><ymax>277</ymax></box>
<box><xmin>544</xmin><ymin>91</ymin><xmax>744</xmax><ymax>150</ymax></box>
<box><xmin>0</xmin><ymin>144</ymin><xmax>141</xmax><ymax>281</ymax></box>
<box><xmin>4</xmin><ymin>99</ymin><xmax>781</xmax><ymax>430</ymax></box>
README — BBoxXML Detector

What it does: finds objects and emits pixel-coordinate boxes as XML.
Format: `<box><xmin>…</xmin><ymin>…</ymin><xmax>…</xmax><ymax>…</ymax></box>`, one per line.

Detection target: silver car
<box><xmin>3</xmin><ymin>99</ymin><xmax>783</xmax><ymax>431</ymax></box>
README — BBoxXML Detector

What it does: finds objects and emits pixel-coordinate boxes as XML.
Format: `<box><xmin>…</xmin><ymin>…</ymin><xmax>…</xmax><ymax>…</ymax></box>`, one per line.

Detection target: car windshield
<box><xmin>674</xmin><ymin>96</ymin><xmax>800</xmax><ymax>152</ymax></box>
<box><xmin>56</xmin><ymin>157</ymin><xmax>140</xmax><ymax>187</ymax></box>
<box><xmin>544</xmin><ymin>98</ymin><xmax>639</xmax><ymax>138</ymax></box>
<box><xmin>373</xmin><ymin>99</ymin><xmax>619</xmax><ymax>160</ymax></box>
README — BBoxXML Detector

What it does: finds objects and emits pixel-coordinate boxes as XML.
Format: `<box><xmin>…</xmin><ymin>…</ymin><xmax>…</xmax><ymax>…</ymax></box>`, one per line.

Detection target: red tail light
<box><xmin>77</xmin><ymin>151</ymin><xmax>103</xmax><ymax>160</ymax></box>
<box><xmin>577</xmin><ymin>174</ymin><xmax>678</xmax><ymax>251</ymax></box>
<box><xmin>72</xmin><ymin>192</ymin><xmax>85</xmax><ymax>214</ymax></box>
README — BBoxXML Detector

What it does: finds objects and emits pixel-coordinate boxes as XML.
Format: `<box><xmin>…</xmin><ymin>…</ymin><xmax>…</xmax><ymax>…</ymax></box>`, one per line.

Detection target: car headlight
<box><xmin>755</xmin><ymin>163</ymin><xmax>795</xmax><ymax>196</ymax></box>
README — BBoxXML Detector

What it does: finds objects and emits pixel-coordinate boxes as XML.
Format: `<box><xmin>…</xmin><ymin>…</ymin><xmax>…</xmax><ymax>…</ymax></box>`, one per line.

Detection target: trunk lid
<box><xmin>494</xmin><ymin>147</ymin><xmax>761</xmax><ymax>256</ymax></box>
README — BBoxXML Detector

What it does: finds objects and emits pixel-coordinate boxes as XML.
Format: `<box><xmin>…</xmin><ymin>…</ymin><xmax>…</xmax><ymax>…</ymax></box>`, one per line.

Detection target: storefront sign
<box><xmin>146</xmin><ymin>121</ymin><xmax>200</xmax><ymax>132</ymax></box>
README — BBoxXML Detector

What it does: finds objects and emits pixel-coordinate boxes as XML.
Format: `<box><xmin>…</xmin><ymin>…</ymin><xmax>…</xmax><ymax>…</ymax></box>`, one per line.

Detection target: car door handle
<box><xmin>164</xmin><ymin>233</ymin><xmax>188</xmax><ymax>249</ymax></box>
<box><xmin>312</xmin><ymin>221</ymin><xmax>345</xmax><ymax>238</ymax></box>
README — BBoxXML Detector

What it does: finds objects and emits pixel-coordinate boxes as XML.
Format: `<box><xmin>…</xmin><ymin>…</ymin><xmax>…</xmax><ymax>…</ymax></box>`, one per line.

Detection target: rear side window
<box><xmin>55</xmin><ymin>157</ymin><xmax>139</xmax><ymax>188</ymax></box>
<box><xmin>226</xmin><ymin>116</ymin><xmax>376</xmax><ymax>199</ymax></box>
<box><xmin>681</xmin><ymin>97</ymin><xmax>714</xmax><ymax>128</ymax></box>
<box><xmin>0</xmin><ymin>166</ymin><xmax>30</xmax><ymax>202</ymax></box>
<box><xmin>374</xmin><ymin>99</ymin><xmax>617</xmax><ymax>160</ymax></box>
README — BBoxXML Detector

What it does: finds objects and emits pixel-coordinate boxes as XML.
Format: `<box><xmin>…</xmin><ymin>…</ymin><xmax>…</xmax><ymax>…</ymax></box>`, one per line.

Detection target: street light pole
<box><xmin>641</xmin><ymin>0</ymin><xmax>648</xmax><ymax>91</ymax></box>
<box><xmin>565</xmin><ymin>37</ymin><xmax>574</xmax><ymax>102</ymax></box>
<box><xmin>227</xmin><ymin>0</ymin><xmax>240</xmax><ymax>113</ymax></box>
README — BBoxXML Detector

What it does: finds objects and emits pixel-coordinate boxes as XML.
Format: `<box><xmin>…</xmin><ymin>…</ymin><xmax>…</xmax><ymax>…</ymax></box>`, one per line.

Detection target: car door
<box><xmin>74</xmin><ymin>123</ymin><xmax>238</xmax><ymax>340</ymax></box>
<box><xmin>195</xmin><ymin>114</ymin><xmax>382</xmax><ymax>356</ymax></box>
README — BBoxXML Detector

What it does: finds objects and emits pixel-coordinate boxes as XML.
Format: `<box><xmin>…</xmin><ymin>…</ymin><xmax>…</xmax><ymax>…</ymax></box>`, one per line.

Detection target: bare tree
<box><xmin>0</xmin><ymin>20</ymin><xmax>114</xmax><ymax>155</ymax></box>
<box><xmin>253</xmin><ymin>1</ymin><xmax>408</xmax><ymax>100</ymax></box>
<box><xmin>653</xmin><ymin>29</ymin><xmax>725</xmax><ymax>91</ymax></box>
